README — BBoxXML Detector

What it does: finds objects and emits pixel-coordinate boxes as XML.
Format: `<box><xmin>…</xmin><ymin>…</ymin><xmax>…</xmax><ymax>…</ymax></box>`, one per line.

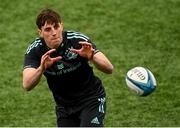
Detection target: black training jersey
<box><xmin>24</xmin><ymin>31</ymin><xmax>105</xmax><ymax>106</ymax></box>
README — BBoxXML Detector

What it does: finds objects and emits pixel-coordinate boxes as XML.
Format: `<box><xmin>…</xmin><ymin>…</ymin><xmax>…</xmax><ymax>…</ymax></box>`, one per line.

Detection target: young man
<box><xmin>23</xmin><ymin>9</ymin><xmax>113</xmax><ymax>127</ymax></box>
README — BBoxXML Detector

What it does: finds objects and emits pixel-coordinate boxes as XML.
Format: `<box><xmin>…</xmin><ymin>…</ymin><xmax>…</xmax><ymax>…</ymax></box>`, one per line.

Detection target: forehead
<box><xmin>42</xmin><ymin>21</ymin><xmax>60</xmax><ymax>28</ymax></box>
<box><xmin>43</xmin><ymin>22</ymin><xmax>54</xmax><ymax>27</ymax></box>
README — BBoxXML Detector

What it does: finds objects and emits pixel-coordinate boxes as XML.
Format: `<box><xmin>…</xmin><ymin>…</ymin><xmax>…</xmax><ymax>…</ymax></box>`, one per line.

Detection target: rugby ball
<box><xmin>125</xmin><ymin>67</ymin><xmax>157</xmax><ymax>96</ymax></box>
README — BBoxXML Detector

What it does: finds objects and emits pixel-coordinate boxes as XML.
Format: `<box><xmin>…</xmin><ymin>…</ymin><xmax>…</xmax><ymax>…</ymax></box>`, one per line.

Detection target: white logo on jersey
<box><xmin>91</xmin><ymin>117</ymin><xmax>100</xmax><ymax>124</ymax></box>
<box><xmin>57</xmin><ymin>63</ymin><xmax>64</xmax><ymax>70</ymax></box>
<box><xmin>98</xmin><ymin>97</ymin><xmax>106</xmax><ymax>113</ymax></box>
<box><xmin>64</xmin><ymin>47</ymin><xmax>78</xmax><ymax>60</ymax></box>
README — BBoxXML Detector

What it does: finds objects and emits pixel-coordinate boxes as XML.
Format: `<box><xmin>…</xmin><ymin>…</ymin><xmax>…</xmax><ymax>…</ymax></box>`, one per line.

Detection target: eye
<box><xmin>44</xmin><ymin>27</ymin><xmax>51</xmax><ymax>32</ymax></box>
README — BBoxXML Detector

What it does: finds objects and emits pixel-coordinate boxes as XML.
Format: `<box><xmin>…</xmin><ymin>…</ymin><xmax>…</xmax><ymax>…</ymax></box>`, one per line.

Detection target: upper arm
<box><xmin>23</xmin><ymin>40</ymin><xmax>43</xmax><ymax>91</ymax></box>
<box><xmin>23</xmin><ymin>39</ymin><xmax>43</xmax><ymax>69</ymax></box>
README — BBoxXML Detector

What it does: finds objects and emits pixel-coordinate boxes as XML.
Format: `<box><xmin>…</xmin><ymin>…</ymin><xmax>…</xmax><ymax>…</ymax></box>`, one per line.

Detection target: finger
<box><xmin>45</xmin><ymin>49</ymin><xmax>56</xmax><ymax>56</ymax></box>
<box><xmin>80</xmin><ymin>43</ymin><xmax>92</xmax><ymax>50</ymax></box>
<box><xmin>82</xmin><ymin>45</ymin><xmax>88</xmax><ymax>49</ymax></box>
<box><xmin>84</xmin><ymin>45</ymin><xmax>92</xmax><ymax>50</ymax></box>
<box><xmin>42</xmin><ymin>49</ymin><xmax>57</xmax><ymax>62</ymax></box>
<box><xmin>79</xmin><ymin>41</ymin><xmax>92</xmax><ymax>47</ymax></box>
<box><xmin>41</xmin><ymin>54</ymin><xmax>49</xmax><ymax>61</ymax></box>
<box><xmin>40</xmin><ymin>55</ymin><xmax>49</xmax><ymax>66</ymax></box>
<box><xmin>51</xmin><ymin>56</ymin><xmax>62</xmax><ymax>62</ymax></box>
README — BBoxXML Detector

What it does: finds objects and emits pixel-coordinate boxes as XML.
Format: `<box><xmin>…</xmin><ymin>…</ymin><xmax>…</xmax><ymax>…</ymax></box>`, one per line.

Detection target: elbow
<box><xmin>22</xmin><ymin>84</ymin><xmax>31</xmax><ymax>92</ymax></box>
<box><xmin>98</xmin><ymin>64</ymin><xmax>114</xmax><ymax>74</ymax></box>
<box><xmin>22</xmin><ymin>81</ymin><xmax>32</xmax><ymax>92</ymax></box>
<box><xmin>103</xmin><ymin>64</ymin><xmax>113</xmax><ymax>74</ymax></box>
<box><xmin>107</xmin><ymin>65</ymin><xmax>114</xmax><ymax>74</ymax></box>
<box><xmin>23</xmin><ymin>86</ymin><xmax>31</xmax><ymax>92</ymax></box>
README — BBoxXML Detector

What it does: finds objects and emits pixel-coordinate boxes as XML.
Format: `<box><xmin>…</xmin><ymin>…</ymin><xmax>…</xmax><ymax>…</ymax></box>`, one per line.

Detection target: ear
<box><xmin>38</xmin><ymin>29</ymin><xmax>42</xmax><ymax>37</ymax></box>
<box><xmin>60</xmin><ymin>22</ymin><xmax>63</xmax><ymax>30</ymax></box>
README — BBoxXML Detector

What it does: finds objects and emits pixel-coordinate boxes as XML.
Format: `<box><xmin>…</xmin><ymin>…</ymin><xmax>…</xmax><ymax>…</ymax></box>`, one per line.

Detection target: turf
<box><xmin>0</xmin><ymin>0</ymin><xmax>180</xmax><ymax>126</ymax></box>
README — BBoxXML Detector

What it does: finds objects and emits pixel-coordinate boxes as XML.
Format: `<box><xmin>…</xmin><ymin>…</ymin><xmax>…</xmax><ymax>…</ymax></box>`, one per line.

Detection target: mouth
<box><xmin>52</xmin><ymin>37</ymin><xmax>59</xmax><ymax>40</ymax></box>
<box><xmin>51</xmin><ymin>36</ymin><xmax>63</xmax><ymax>44</ymax></box>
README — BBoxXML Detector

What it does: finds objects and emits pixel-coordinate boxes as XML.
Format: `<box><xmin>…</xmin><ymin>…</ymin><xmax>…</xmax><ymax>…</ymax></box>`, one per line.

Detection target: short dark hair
<box><xmin>36</xmin><ymin>9</ymin><xmax>62</xmax><ymax>29</ymax></box>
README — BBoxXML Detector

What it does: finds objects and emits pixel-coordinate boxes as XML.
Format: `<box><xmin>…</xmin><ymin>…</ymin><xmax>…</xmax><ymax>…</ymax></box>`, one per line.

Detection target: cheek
<box><xmin>43</xmin><ymin>32</ymin><xmax>51</xmax><ymax>38</ymax></box>
<box><xmin>43</xmin><ymin>34</ymin><xmax>51</xmax><ymax>42</ymax></box>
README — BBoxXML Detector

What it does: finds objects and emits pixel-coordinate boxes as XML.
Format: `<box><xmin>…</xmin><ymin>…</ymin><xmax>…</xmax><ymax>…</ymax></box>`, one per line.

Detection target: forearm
<box><xmin>91</xmin><ymin>52</ymin><xmax>114</xmax><ymax>74</ymax></box>
<box><xmin>23</xmin><ymin>49</ymin><xmax>62</xmax><ymax>91</ymax></box>
<box><xmin>23</xmin><ymin>66</ymin><xmax>44</xmax><ymax>91</ymax></box>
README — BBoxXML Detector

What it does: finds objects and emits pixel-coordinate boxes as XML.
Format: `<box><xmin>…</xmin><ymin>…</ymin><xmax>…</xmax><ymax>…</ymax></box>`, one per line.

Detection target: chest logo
<box><xmin>57</xmin><ymin>63</ymin><xmax>64</xmax><ymax>70</ymax></box>
<box><xmin>64</xmin><ymin>47</ymin><xmax>78</xmax><ymax>60</ymax></box>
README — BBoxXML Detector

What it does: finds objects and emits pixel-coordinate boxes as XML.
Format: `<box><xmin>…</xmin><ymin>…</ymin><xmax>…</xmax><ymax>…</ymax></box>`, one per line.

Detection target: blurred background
<box><xmin>0</xmin><ymin>0</ymin><xmax>180</xmax><ymax>126</ymax></box>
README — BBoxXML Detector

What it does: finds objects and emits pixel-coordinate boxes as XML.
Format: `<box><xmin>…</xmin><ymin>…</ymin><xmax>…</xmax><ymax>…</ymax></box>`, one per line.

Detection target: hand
<box><xmin>70</xmin><ymin>41</ymin><xmax>95</xmax><ymax>60</ymax></box>
<box><xmin>40</xmin><ymin>49</ymin><xmax>62</xmax><ymax>71</ymax></box>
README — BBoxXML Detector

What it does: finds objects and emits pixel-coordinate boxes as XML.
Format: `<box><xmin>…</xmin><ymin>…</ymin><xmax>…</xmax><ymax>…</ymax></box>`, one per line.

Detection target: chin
<box><xmin>53</xmin><ymin>43</ymin><xmax>61</xmax><ymax>49</ymax></box>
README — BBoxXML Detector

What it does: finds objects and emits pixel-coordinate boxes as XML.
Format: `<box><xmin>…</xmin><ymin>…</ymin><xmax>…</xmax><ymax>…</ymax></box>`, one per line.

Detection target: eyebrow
<box><xmin>44</xmin><ymin>27</ymin><xmax>51</xmax><ymax>29</ymax></box>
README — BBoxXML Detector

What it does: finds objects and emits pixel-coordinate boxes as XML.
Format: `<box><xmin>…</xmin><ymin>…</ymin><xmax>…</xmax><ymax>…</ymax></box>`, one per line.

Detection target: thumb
<box><xmin>52</xmin><ymin>56</ymin><xmax>62</xmax><ymax>63</ymax></box>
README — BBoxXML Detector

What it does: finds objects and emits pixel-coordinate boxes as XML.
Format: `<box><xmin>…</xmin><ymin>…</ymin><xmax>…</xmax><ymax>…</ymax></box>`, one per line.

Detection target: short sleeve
<box><xmin>23</xmin><ymin>39</ymin><xmax>42</xmax><ymax>69</ymax></box>
<box><xmin>23</xmin><ymin>49</ymin><xmax>40</xmax><ymax>69</ymax></box>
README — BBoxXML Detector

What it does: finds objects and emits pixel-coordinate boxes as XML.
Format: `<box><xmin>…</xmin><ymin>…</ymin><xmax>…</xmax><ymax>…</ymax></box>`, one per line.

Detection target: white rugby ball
<box><xmin>125</xmin><ymin>67</ymin><xmax>157</xmax><ymax>96</ymax></box>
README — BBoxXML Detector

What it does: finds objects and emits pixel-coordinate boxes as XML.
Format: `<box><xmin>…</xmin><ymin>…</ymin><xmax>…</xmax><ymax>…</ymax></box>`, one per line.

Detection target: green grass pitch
<box><xmin>0</xmin><ymin>0</ymin><xmax>180</xmax><ymax>126</ymax></box>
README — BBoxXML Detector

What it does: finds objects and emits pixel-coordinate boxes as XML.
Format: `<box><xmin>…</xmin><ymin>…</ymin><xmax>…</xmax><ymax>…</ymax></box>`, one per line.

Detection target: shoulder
<box><xmin>25</xmin><ymin>37</ymin><xmax>44</xmax><ymax>55</ymax></box>
<box><xmin>64</xmin><ymin>30</ymin><xmax>99</xmax><ymax>50</ymax></box>
<box><xmin>66</xmin><ymin>30</ymin><xmax>90</xmax><ymax>42</ymax></box>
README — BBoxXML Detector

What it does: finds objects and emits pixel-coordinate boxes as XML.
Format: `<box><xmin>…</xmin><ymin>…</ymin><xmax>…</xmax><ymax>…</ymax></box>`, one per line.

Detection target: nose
<box><xmin>52</xmin><ymin>28</ymin><xmax>57</xmax><ymax>36</ymax></box>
